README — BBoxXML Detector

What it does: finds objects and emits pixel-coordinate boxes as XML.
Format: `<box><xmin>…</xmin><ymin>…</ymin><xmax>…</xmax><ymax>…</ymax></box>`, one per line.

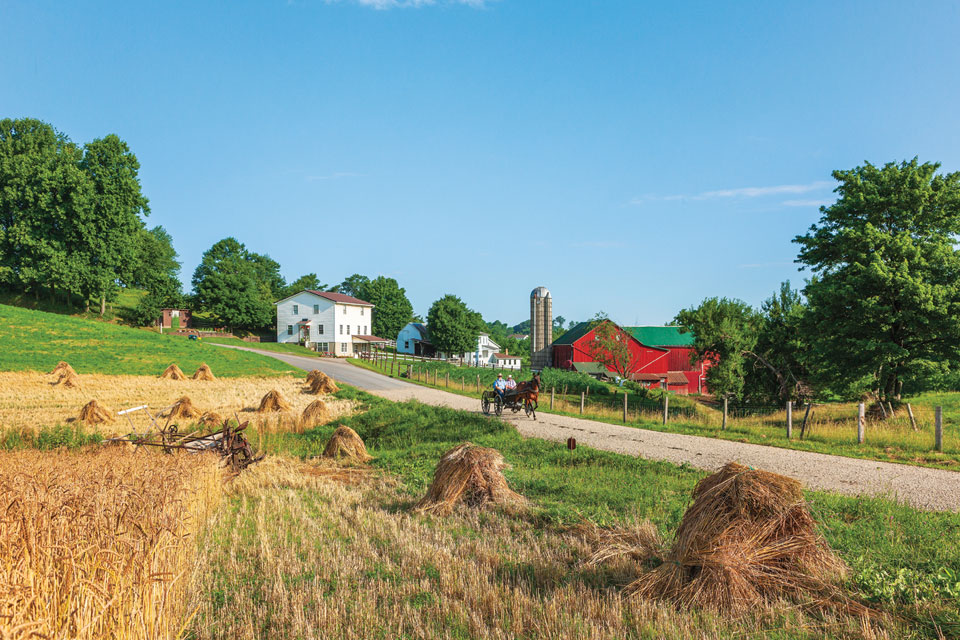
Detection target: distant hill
<box><xmin>0</xmin><ymin>304</ymin><xmax>296</xmax><ymax>377</ymax></box>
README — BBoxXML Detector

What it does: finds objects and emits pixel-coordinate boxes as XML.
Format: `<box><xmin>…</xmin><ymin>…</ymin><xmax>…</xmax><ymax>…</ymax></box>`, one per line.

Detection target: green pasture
<box><xmin>0</xmin><ymin>303</ymin><xmax>298</xmax><ymax>377</ymax></box>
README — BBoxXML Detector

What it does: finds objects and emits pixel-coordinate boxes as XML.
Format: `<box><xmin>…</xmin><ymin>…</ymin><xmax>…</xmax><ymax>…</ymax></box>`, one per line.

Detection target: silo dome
<box><xmin>531</xmin><ymin>286</ymin><xmax>551</xmax><ymax>299</ymax></box>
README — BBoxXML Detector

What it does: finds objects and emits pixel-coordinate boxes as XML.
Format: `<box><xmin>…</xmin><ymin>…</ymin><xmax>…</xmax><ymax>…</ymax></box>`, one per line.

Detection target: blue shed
<box><xmin>397</xmin><ymin>322</ymin><xmax>435</xmax><ymax>357</ymax></box>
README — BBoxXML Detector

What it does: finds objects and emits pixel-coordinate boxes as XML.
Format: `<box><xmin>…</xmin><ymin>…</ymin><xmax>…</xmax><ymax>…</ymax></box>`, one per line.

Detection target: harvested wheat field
<box><xmin>415</xmin><ymin>442</ymin><xmax>527</xmax><ymax>515</ymax></box>
<box><xmin>0</xmin><ymin>448</ymin><xmax>222</xmax><ymax>640</ymax></box>
<box><xmin>0</xmin><ymin>372</ymin><xmax>354</xmax><ymax>437</ymax></box>
<box><xmin>321</xmin><ymin>425</ymin><xmax>372</xmax><ymax>462</ymax></box>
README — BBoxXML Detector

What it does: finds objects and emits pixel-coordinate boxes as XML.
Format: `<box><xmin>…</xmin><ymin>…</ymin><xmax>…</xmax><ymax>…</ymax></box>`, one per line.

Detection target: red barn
<box><xmin>551</xmin><ymin>322</ymin><xmax>708</xmax><ymax>394</ymax></box>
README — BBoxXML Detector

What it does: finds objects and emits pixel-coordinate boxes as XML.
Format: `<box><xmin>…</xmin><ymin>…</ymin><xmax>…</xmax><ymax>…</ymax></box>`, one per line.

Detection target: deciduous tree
<box><xmin>794</xmin><ymin>159</ymin><xmax>960</xmax><ymax>400</ymax></box>
<box><xmin>587</xmin><ymin>313</ymin><xmax>639</xmax><ymax>378</ymax></box>
<box><xmin>363</xmin><ymin>276</ymin><xmax>413</xmax><ymax>339</ymax></box>
<box><xmin>192</xmin><ymin>237</ymin><xmax>279</xmax><ymax>331</ymax></box>
<box><xmin>426</xmin><ymin>294</ymin><xmax>483</xmax><ymax>356</ymax></box>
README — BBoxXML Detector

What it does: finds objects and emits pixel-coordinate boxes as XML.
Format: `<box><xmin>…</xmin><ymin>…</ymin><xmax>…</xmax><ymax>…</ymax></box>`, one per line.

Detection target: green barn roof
<box><xmin>624</xmin><ymin>326</ymin><xmax>695</xmax><ymax>347</ymax></box>
<box><xmin>550</xmin><ymin>321</ymin><xmax>595</xmax><ymax>345</ymax></box>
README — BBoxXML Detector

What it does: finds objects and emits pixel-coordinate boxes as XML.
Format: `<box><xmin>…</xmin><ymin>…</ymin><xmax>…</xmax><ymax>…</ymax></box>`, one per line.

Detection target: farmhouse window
<box><xmin>341</xmin><ymin>343</ymin><xmax>347</xmax><ymax>353</ymax></box>
<box><xmin>287</xmin><ymin>325</ymin><xmax>293</xmax><ymax>335</ymax></box>
<box><xmin>293</xmin><ymin>304</ymin><xmax>298</xmax><ymax>314</ymax></box>
<box><xmin>363</xmin><ymin>326</ymin><xmax>367</xmax><ymax>334</ymax></box>
<box><xmin>356</xmin><ymin>326</ymin><xmax>360</xmax><ymax>335</ymax></box>
<box><xmin>314</xmin><ymin>304</ymin><xmax>319</xmax><ymax>314</ymax></box>
<box><xmin>318</xmin><ymin>342</ymin><xmax>328</xmax><ymax>352</ymax></box>
<box><xmin>360</xmin><ymin>308</ymin><xmax>364</xmax><ymax>316</ymax></box>
<box><xmin>318</xmin><ymin>325</ymin><xmax>324</xmax><ymax>335</ymax></box>
<box><xmin>347</xmin><ymin>325</ymin><xmax>351</xmax><ymax>335</ymax></box>
<box><xmin>340</xmin><ymin>325</ymin><xmax>343</xmax><ymax>335</ymax></box>
<box><xmin>404</xmin><ymin>341</ymin><xmax>409</xmax><ymax>349</ymax></box>
<box><xmin>342</xmin><ymin>306</ymin><xmax>347</xmax><ymax>314</ymax></box>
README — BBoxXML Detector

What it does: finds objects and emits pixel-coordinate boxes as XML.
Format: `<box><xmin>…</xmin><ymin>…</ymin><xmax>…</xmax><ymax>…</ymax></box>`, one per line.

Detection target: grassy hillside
<box><xmin>0</xmin><ymin>304</ymin><xmax>298</xmax><ymax>377</ymax></box>
<box><xmin>0</xmin><ymin>288</ymin><xmax>146</xmax><ymax>324</ymax></box>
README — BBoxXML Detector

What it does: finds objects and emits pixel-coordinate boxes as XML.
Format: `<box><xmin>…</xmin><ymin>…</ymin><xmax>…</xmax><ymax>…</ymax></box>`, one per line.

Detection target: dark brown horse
<box><xmin>506</xmin><ymin>372</ymin><xmax>540</xmax><ymax>419</ymax></box>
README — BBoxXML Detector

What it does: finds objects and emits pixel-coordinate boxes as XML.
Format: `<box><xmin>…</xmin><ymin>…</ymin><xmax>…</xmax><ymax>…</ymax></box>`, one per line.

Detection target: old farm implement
<box><xmin>105</xmin><ymin>404</ymin><xmax>264</xmax><ymax>471</ymax></box>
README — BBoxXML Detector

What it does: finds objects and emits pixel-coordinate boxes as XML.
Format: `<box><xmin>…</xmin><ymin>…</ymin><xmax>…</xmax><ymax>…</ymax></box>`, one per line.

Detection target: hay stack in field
<box><xmin>49</xmin><ymin>361</ymin><xmax>76</xmax><ymax>377</ymax></box>
<box><xmin>78</xmin><ymin>400</ymin><xmax>114</xmax><ymax>425</ymax></box>
<box><xmin>160</xmin><ymin>364</ymin><xmax>186</xmax><ymax>380</ymax></box>
<box><xmin>301</xmin><ymin>399</ymin><xmax>330</xmax><ymax>426</ymax></box>
<box><xmin>414</xmin><ymin>442</ymin><xmax>526</xmax><ymax>516</ymax></box>
<box><xmin>191</xmin><ymin>363</ymin><xmax>216</xmax><ymax>381</ymax></box>
<box><xmin>611</xmin><ymin>462</ymin><xmax>851</xmax><ymax>615</ymax></box>
<box><xmin>322</xmin><ymin>425</ymin><xmax>372</xmax><ymax>461</ymax></box>
<box><xmin>307</xmin><ymin>370</ymin><xmax>339</xmax><ymax>394</ymax></box>
<box><xmin>258</xmin><ymin>389</ymin><xmax>291</xmax><ymax>413</ymax></box>
<box><xmin>198</xmin><ymin>411</ymin><xmax>225</xmax><ymax>427</ymax></box>
<box><xmin>163</xmin><ymin>396</ymin><xmax>202</xmax><ymax>420</ymax></box>
<box><xmin>57</xmin><ymin>371</ymin><xmax>82</xmax><ymax>389</ymax></box>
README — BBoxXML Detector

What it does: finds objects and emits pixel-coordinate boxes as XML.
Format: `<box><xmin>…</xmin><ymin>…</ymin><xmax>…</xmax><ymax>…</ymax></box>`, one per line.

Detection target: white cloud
<box><xmin>324</xmin><ymin>0</ymin><xmax>489</xmax><ymax>8</ymax></box>
<box><xmin>782</xmin><ymin>199</ymin><xmax>832</xmax><ymax>207</ymax></box>
<box><xmin>632</xmin><ymin>180</ymin><xmax>833</xmax><ymax>205</ymax></box>
<box><xmin>305</xmin><ymin>172</ymin><xmax>363</xmax><ymax>181</ymax></box>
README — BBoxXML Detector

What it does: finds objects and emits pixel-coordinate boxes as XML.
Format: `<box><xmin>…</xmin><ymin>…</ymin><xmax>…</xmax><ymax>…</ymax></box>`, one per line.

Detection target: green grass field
<box><xmin>0</xmin><ymin>303</ymin><xmax>298</xmax><ymax>377</ymax></box>
<box><xmin>228</xmin><ymin>386</ymin><xmax>960</xmax><ymax>638</ymax></box>
<box><xmin>201</xmin><ymin>336</ymin><xmax>323</xmax><ymax>358</ymax></box>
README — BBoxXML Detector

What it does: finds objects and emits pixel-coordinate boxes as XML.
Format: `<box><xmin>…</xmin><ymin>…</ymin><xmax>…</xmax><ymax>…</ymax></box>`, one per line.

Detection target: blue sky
<box><xmin>4</xmin><ymin>1</ymin><xmax>960</xmax><ymax>328</ymax></box>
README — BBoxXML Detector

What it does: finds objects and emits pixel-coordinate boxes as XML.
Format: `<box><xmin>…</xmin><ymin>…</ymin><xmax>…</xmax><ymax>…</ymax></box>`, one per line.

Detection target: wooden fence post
<box><xmin>935</xmin><ymin>406</ymin><xmax>943</xmax><ymax>452</ymax></box>
<box><xmin>445</xmin><ymin>372</ymin><xmax>449</xmax><ymax>388</ymax></box>
<box><xmin>800</xmin><ymin>403</ymin><xmax>812</xmax><ymax>439</ymax></box>
<box><xmin>662</xmin><ymin>393</ymin><xmax>669</xmax><ymax>425</ymax></box>
<box><xmin>476</xmin><ymin>375</ymin><xmax>480</xmax><ymax>393</ymax></box>
<box><xmin>857</xmin><ymin>402</ymin><xmax>865</xmax><ymax>444</ymax></box>
<box><xmin>907</xmin><ymin>403</ymin><xmax>918</xmax><ymax>431</ymax></box>
<box><xmin>722</xmin><ymin>396</ymin><xmax>728</xmax><ymax>430</ymax></box>
<box><xmin>550</xmin><ymin>387</ymin><xmax>554</xmax><ymax>410</ymax></box>
<box><xmin>623</xmin><ymin>392</ymin><xmax>628</xmax><ymax>423</ymax></box>
<box><xmin>786</xmin><ymin>401</ymin><xmax>793</xmax><ymax>439</ymax></box>
<box><xmin>580</xmin><ymin>392</ymin><xmax>585</xmax><ymax>415</ymax></box>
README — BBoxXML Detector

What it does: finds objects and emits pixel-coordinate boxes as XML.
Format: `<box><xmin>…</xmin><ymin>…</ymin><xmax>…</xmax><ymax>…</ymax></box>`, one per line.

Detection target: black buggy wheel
<box><xmin>494</xmin><ymin>395</ymin><xmax>503</xmax><ymax>416</ymax></box>
<box><xmin>482</xmin><ymin>394</ymin><xmax>491</xmax><ymax>415</ymax></box>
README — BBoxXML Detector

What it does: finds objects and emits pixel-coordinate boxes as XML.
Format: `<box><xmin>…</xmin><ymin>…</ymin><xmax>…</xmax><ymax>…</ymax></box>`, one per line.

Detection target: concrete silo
<box><xmin>530</xmin><ymin>286</ymin><xmax>553</xmax><ymax>370</ymax></box>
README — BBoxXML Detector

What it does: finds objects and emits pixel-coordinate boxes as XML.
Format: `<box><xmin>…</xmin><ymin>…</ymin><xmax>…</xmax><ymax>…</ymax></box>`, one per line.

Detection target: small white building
<box><xmin>491</xmin><ymin>352</ymin><xmax>522</xmax><ymax>370</ymax></box>
<box><xmin>470</xmin><ymin>333</ymin><xmax>501</xmax><ymax>366</ymax></box>
<box><xmin>275</xmin><ymin>290</ymin><xmax>385</xmax><ymax>356</ymax></box>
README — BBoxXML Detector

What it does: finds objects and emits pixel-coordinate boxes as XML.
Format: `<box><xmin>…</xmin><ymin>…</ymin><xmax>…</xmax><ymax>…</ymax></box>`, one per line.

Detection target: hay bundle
<box><xmin>163</xmin><ymin>396</ymin><xmax>202</xmax><ymax>420</ymax></box>
<box><xmin>78</xmin><ymin>400</ymin><xmax>113</xmax><ymax>425</ymax></box>
<box><xmin>258</xmin><ymin>389</ymin><xmax>291</xmax><ymax>413</ymax></box>
<box><xmin>191</xmin><ymin>363</ymin><xmax>216</xmax><ymax>381</ymax></box>
<box><xmin>160</xmin><ymin>364</ymin><xmax>186</xmax><ymax>380</ymax></box>
<box><xmin>49</xmin><ymin>361</ymin><xmax>76</xmax><ymax>377</ymax></box>
<box><xmin>322</xmin><ymin>425</ymin><xmax>372</xmax><ymax>462</ymax></box>
<box><xmin>307</xmin><ymin>370</ymin><xmax>339</xmax><ymax>394</ymax></box>
<box><xmin>57</xmin><ymin>371</ymin><xmax>82</xmax><ymax>389</ymax></box>
<box><xmin>198</xmin><ymin>411</ymin><xmax>224</xmax><ymax>427</ymax></box>
<box><xmin>301</xmin><ymin>399</ymin><xmax>330</xmax><ymax>426</ymax></box>
<box><xmin>615</xmin><ymin>462</ymin><xmax>850</xmax><ymax>614</ymax></box>
<box><xmin>414</xmin><ymin>442</ymin><xmax>526</xmax><ymax>516</ymax></box>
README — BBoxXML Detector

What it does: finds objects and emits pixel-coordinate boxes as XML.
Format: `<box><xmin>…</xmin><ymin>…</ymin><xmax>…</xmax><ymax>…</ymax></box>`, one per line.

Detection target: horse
<box><xmin>505</xmin><ymin>372</ymin><xmax>540</xmax><ymax>419</ymax></box>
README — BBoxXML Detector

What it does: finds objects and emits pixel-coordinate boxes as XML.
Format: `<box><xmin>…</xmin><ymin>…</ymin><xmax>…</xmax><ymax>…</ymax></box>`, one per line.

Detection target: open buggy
<box><xmin>481</xmin><ymin>372</ymin><xmax>541</xmax><ymax>420</ymax></box>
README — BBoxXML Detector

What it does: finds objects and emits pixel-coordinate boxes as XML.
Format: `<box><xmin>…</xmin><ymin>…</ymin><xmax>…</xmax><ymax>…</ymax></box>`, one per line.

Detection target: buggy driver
<box><xmin>493</xmin><ymin>373</ymin><xmax>507</xmax><ymax>400</ymax></box>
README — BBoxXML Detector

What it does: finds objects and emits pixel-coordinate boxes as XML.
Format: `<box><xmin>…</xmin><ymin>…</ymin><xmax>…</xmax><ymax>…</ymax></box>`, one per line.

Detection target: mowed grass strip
<box><xmin>0</xmin><ymin>304</ymin><xmax>297</xmax><ymax>377</ymax></box>
<box><xmin>237</xmin><ymin>387</ymin><xmax>960</xmax><ymax>639</ymax></box>
<box><xmin>201</xmin><ymin>336</ymin><xmax>324</xmax><ymax>358</ymax></box>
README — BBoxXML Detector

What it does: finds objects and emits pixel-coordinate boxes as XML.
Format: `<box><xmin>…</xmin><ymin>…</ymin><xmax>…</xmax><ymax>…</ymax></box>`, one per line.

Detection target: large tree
<box><xmin>79</xmin><ymin>134</ymin><xmax>150</xmax><ymax>314</ymax></box>
<box><xmin>192</xmin><ymin>237</ymin><xmax>281</xmax><ymax>331</ymax></box>
<box><xmin>675</xmin><ymin>298</ymin><xmax>760</xmax><ymax>400</ymax></box>
<box><xmin>363</xmin><ymin>276</ymin><xmax>413</xmax><ymax>339</ymax></box>
<box><xmin>332</xmin><ymin>274</ymin><xmax>371</xmax><ymax>299</ymax></box>
<box><xmin>0</xmin><ymin>118</ymin><xmax>92</xmax><ymax>303</ymax></box>
<box><xmin>129</xmin><ymin>226</ymin><xmax>183</xmax><ymax>326</ymax></box>
<box><xmin>283</xmin><ymin>273</ymin><xmax>328</xmax><ymax>298</ymax></box>
<box><xmin>426</xmin><ymin>294</ymin><xmax>483</xmax><ymax>356</ymax></box>
<box><xmin>794</xmin><ymin>159</ymin><xmax>960</xmax><ymax>400</ymax></box>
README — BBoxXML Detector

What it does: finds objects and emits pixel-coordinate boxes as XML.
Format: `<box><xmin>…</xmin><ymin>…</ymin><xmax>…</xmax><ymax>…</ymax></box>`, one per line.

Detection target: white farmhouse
<box><xmin>491</xmin><ymin>352</ymin><xmax>522</xmax><ymax>370</ymax></box>
<box><xmin>275</xmin><ymin>290</ymin><xmax>386</xmax><ymax>356</ymax></box>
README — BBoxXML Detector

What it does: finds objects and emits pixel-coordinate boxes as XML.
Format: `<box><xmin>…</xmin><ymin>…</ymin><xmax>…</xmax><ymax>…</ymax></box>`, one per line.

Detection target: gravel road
<box><xmin>219</xmin><ymin>345</ymin><xmax>960</xmax><ymax>512</ymax></box>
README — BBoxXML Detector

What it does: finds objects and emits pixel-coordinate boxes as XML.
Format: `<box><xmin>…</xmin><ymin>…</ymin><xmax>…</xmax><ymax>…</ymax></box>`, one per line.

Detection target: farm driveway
<box><xmin>218</xmin><ymin>345</ymin><xmax>960</xmax><ymax>512</ymax></box>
